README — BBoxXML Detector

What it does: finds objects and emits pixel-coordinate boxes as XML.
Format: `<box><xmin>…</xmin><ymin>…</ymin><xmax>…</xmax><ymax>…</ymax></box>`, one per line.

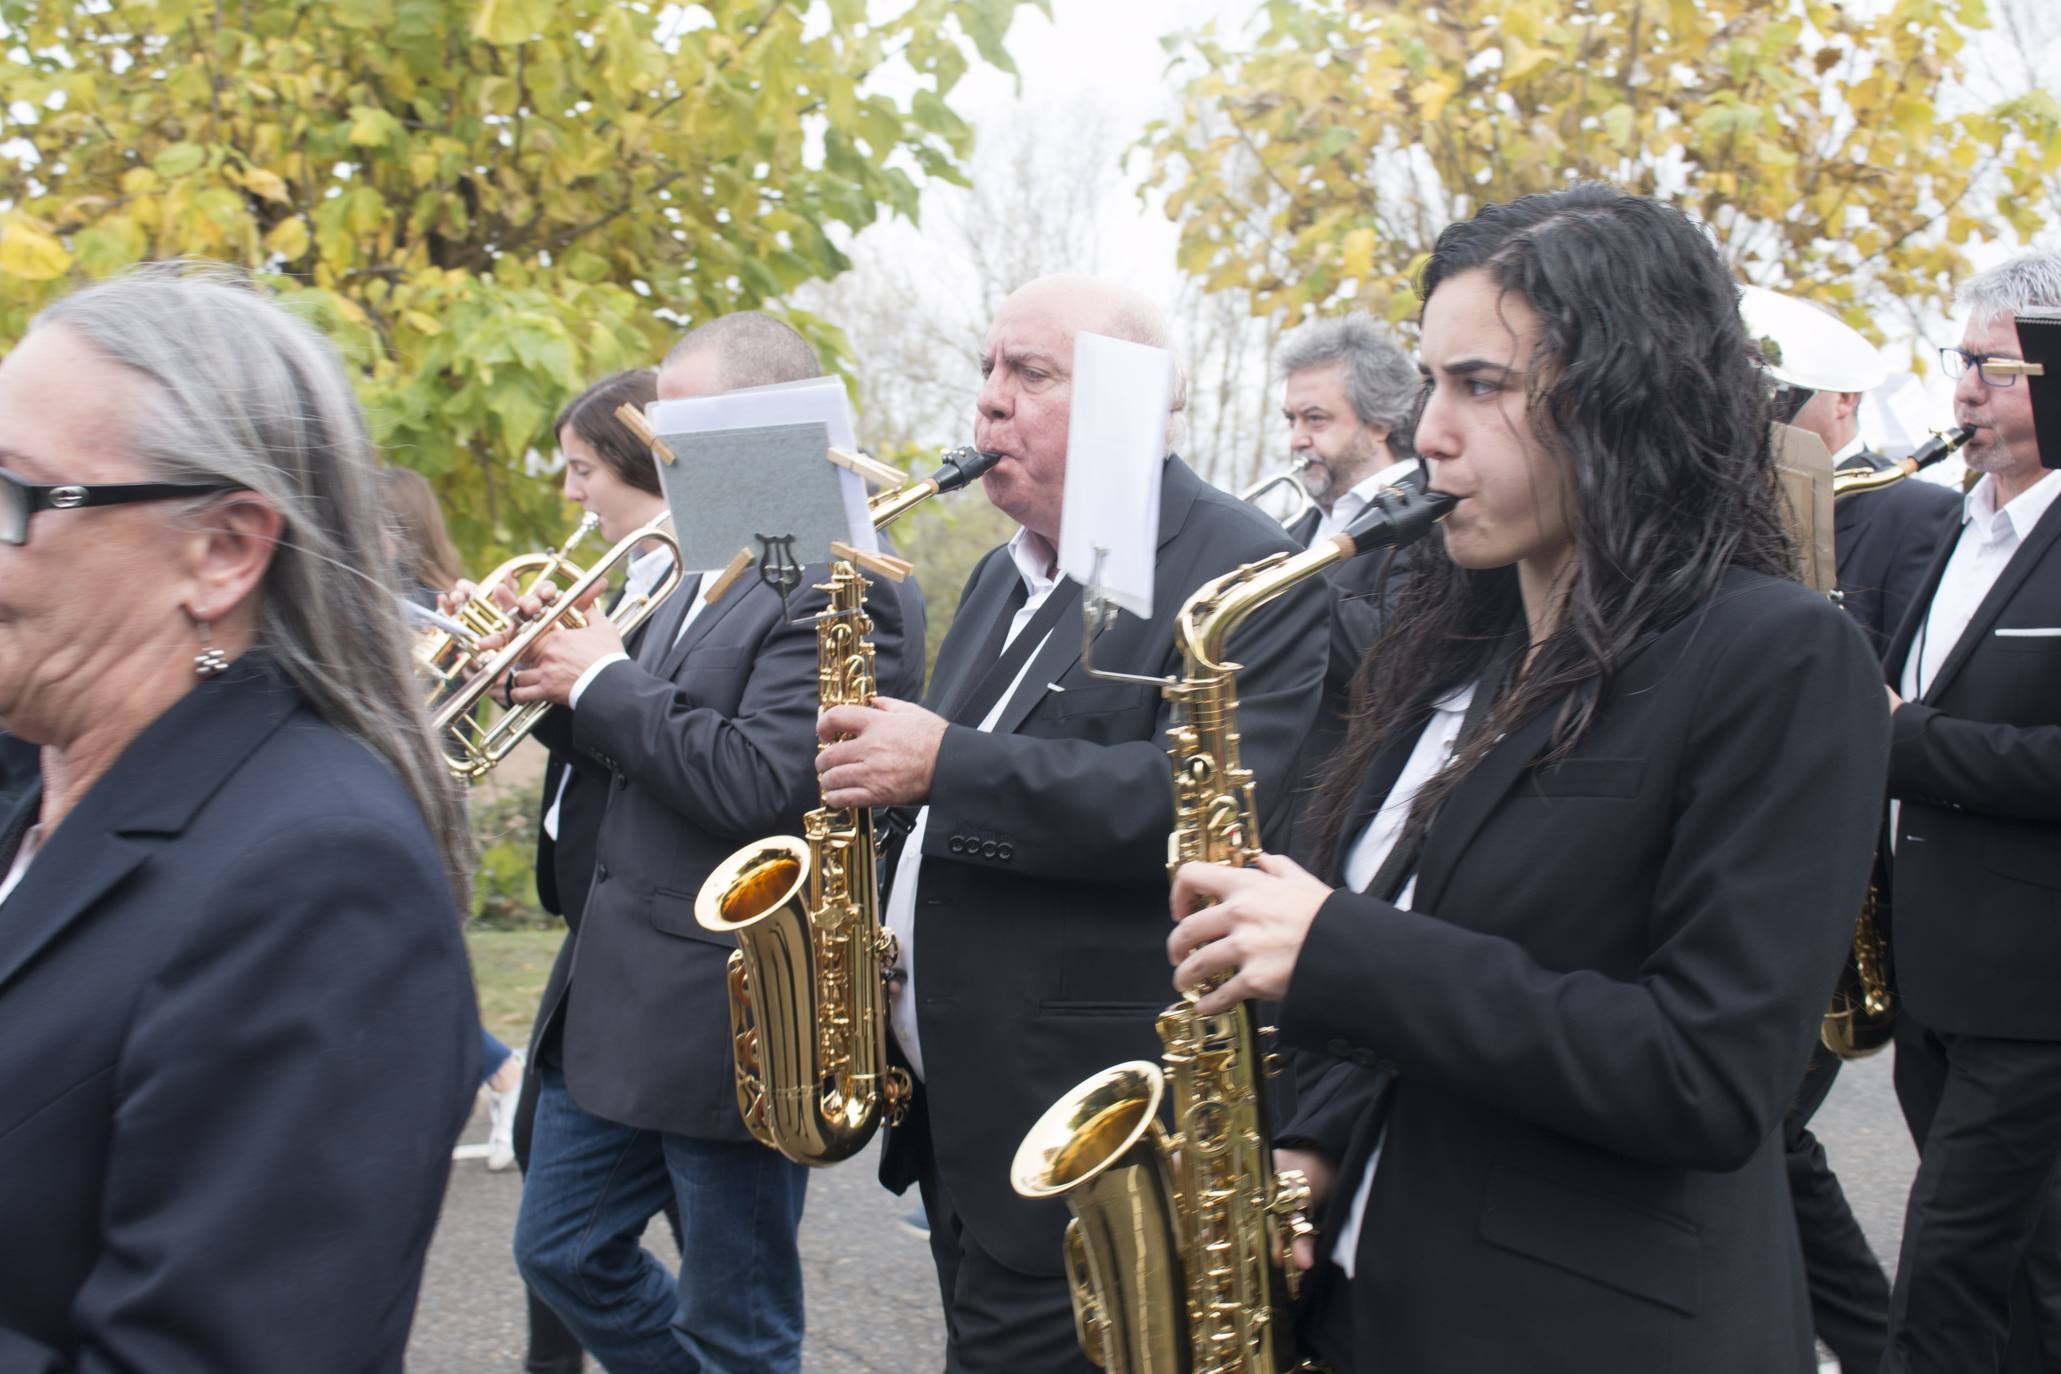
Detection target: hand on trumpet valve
<box><xmin>1167</xmin><ymin>852</ymin><xmax>1332</xmax><ymax>1012</ymax></box>
<box><xmin>502</xmin><ymin>612</ymin><xmax>625</xmax><ymax>709</ymax></box>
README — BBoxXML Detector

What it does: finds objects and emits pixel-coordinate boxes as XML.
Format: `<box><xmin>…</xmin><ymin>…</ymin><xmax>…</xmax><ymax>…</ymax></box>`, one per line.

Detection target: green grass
<box><xmin>467</xmin><ymin>926</ymin><xmax>567</xmax><ymax>1048</ymax></box>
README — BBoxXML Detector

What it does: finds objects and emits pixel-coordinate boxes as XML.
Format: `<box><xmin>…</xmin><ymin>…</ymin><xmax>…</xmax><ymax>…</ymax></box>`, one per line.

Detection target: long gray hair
<box><xmin>34</xmin><ymin>267</ymin><xmax>473</xmax><ymax>904</ymax></box>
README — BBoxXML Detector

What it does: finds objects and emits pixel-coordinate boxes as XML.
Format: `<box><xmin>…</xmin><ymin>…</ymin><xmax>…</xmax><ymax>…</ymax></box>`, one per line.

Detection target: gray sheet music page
<box><xmin>657</xmin><ymin>421</ymin><xmax>856</xmax><ymax>571</ymax></box>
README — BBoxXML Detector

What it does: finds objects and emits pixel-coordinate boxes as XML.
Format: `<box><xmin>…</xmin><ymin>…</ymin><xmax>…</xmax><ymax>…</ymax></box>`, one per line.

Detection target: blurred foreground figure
<box><xmin>0</xmin><ymin>269</ymin><xmax>479</xmax><ymax>1371</ymax></box>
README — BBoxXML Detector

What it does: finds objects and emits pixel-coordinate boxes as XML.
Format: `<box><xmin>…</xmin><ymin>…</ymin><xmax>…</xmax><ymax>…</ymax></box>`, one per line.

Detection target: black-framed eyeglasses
<box><xmin>0</xmin><ymin>467</ymin><xmax>241</xmax><ymax>546</ymax></box>
<box><xmin>1939</xmin><ymin>347</ymin><xmax>2045</xmax><ymax>389</ymax></box>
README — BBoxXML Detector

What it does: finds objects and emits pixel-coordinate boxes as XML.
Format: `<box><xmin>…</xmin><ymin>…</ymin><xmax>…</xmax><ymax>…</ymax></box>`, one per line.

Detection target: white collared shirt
<box><xmin>1312</xmin><ymin>471</ymin><xmax>1399</xmax><ymax>542</ymax></box>
<box><xmin>1898</xmin><ymin>469</ymin><xmax>2061</xmax><ymax>702</ymax></box>
<box><xmin>0</xmin><ymin>824</ymin><xmax>42</xmax><ymax>908</ymax></box>
<box><xmin>1329</xmin><ymin>682</ymin><xmax>1475</xmax><ymax>1276</ymax></box>
<box><xmin>884</xmin><ymin>528</ymin><xmax>1060</xmax><ymax>1081</ymax></box>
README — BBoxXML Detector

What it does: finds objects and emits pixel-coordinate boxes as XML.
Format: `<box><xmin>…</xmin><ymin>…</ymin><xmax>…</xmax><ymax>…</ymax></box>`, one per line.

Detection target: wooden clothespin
<box><xmin>703</xmin><ymin>548</ymin><xmax>756</xmax><ymax>601</ymax></box>
<box><xmin>830</xmin><ymin>539</ymin><xmax>914</xmax><ymax>583</ymax></box>
<box><xmin>614</xmin><ymin>404</ymin><xmax>677</xmax><ymax>465</ymax></box>
<box><xmin>825</xmin><ymin>445</ymin><xmax>907</xmax><ymax>490</ymax></box>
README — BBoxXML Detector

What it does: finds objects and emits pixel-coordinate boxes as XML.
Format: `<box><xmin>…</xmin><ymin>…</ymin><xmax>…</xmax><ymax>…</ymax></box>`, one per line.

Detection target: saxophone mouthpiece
<box><xmin>1342</xmin><ymin>485</ymin><xmax>1459</xmax><ymax>557</ymax></box>
<box><xmin>1907</xmin><ymin>424</ymin><xmax>1976</xmax><ymax>474</ymax></box>
<box><xmin>931</xmin><ymin>447</ymin><xmax>1005</xmax><ymax>493</ymax></box>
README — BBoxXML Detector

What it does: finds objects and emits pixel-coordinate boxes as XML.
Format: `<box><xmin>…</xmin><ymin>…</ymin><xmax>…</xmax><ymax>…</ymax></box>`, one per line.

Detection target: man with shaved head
<box><xmin>815</xmin><ymin>274</ymin><xmax>1329</xmax><ymax>1370</ymax></box>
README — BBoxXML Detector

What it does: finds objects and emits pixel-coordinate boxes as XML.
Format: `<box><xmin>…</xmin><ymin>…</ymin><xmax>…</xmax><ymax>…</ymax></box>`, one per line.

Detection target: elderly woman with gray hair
<box><xmin>0</xmin><ymin>268</ymin><xmax>479</xmax><ymax>1371</ymax></box>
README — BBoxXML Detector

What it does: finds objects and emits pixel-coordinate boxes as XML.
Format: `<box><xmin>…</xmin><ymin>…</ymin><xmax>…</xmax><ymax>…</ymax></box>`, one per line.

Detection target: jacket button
<box><xmin>997</xmin><ymin>843</ymin><xmax>1014</xmax><ymax>861</ymax></box>
<box><xmin>948</xmin><ymin>835</ymin><xmax>965</xmax><ymax>854</ymax></box>
<box><xmin>595</xmin><ymin>864</ymin><xmax>608</xmax><ymax>882</ymax></box>
<box><xmin>980</xmin><ymin>840</ymin><xmax>998</xmax><ymax>859</ymax></box>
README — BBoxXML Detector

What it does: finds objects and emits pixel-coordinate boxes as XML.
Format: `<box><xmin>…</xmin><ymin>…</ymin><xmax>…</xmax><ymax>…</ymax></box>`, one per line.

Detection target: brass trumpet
<box><xmin>422</xmin><ymin>511</ymin><xmax>685</xmax><ymax>782</ymax></box>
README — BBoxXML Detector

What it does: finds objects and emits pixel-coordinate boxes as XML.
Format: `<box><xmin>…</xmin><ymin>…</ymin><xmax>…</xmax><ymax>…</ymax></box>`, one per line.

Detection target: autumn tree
<box><xmin>0</xmin><ymin>0</ymin><xmax>1042</xmax><ymax>562</ymax></box>
<box><xmin>1141</xmin><ymin>0</ymin><xmax>2061</xmax><ymax>345</ymax></box>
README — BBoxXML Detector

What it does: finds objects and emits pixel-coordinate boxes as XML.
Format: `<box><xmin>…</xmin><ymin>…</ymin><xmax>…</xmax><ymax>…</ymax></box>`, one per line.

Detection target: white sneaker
<box><xmin>485</xmin><ymin>1049</ymin><xmax>524</xmax><ymax>1171</ymax></box>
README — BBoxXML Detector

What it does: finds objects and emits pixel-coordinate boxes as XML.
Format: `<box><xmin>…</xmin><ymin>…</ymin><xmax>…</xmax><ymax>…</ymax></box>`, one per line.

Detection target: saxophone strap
<box><xmin>944</xmin><ymin>577</ymin><xmax>1083</xmax><ymax>728</ymax></box>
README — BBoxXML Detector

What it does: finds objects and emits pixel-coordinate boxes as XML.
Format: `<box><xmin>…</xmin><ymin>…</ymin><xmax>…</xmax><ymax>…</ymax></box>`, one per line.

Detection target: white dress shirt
<box><xmin>1898</xmin><ymin>469</ymin><xmax>2061</xmax><ymax>702</ymax></box>
<box><xmin>1331</xmin><ymin>681</ymin><xmax>1475</xmax><ymax>1277</ymax></box>
<box><xmin>884</xmin><ymin>528</ymin><xmax>1061</xmax><ymax>1082</ymax></box>
<box><xmin>545</xmin><ymin>545</ymin><xmax>695</xmax><ymax>840</ymax></box>
<box><xmin>1312</xmin><ymin>471</ymin><xmax>1399</xmax><ymax>541</ymax></box>
<box><xmin>0</xmin><ymin>824</ymin><xmax>43</xmax><ymax>909</ymax></box>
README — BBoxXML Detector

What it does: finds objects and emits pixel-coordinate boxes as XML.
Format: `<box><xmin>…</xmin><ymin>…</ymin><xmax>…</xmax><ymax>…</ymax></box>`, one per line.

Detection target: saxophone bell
<box><xmin>1011</xmin><ymin>1063</ymin><xmax>1189</xmax><ymax>1374</ymax></box>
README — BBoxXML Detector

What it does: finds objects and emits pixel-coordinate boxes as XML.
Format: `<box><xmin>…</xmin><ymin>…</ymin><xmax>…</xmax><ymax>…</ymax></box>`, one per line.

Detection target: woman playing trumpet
<box><xmin>1167</xmin><ymin>186</ymin><xmax>1891</xmax><ymax>1373</ymax></box>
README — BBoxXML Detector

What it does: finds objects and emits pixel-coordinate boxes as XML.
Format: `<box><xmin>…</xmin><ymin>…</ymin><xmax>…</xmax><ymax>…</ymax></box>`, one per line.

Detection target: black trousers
<box><xmin>1884</xmin><ymin>1012</ymin><xmax>2061</xmax><ymax>1374</ymax></box>
<box><xmin>903</xmin><ymin>1107</ymin><xmax>1096</xmax><ymax>1374</ymax></box>
<box><xmin>1785</xmin><ymin>1040</ymin><xmax>1892</xmax><ymax>1372</ymax></box>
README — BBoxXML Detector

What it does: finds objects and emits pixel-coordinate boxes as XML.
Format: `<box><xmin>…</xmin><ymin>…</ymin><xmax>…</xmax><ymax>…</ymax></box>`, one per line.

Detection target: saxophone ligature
<box><xmin>1010</xmin><ymin>483</ymin><xmax>1456</xmax><ymax>1374</ymax></box>
<box><xmin>693</xmin><ymin>446</ymin><xmax>1002</xmax><ymax>1165</ymax></box>
<box><xmin>1820</xmin><ymin>422</ymin><xmax>1972</xmax><ymax>1060</ymax></box>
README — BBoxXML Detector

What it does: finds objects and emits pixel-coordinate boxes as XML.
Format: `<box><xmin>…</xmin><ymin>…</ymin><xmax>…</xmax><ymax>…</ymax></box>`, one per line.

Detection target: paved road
<box><xmin>409</xmin><ymin>1050</ymin><xmax>1916</xmax><ymax>1373</ymax></box>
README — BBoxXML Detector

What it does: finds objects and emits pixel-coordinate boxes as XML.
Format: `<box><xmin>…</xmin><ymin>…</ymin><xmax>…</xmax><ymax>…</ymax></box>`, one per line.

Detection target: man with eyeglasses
<box><xmin>1879</xmin><ymin>251</ymin><xmax>2061</xmax><ymax>1374</ymax></box>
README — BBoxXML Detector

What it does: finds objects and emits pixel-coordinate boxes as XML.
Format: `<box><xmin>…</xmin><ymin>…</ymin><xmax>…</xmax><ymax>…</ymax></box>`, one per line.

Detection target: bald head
<box><xmin>657</xmin><ymin>311</ymin><xmax>822</xmax><ymax>400</ymax></box>
<box><xmin>1001</xmin><ymin>274</ymin><xmax>1169</xmax><ymax>354</ymax></box>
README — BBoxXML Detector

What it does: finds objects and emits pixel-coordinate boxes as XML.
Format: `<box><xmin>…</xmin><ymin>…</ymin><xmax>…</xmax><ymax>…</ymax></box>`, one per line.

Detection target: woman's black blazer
<box><xmin>1280</xmin><ymin>569</ymin><xmax>1889</xmax><ymax>1373</ymax></box>
<box><xmin>0</xmin><ymin>657</ymin><xmax>479</xmax><ymax>1372</ymax></box>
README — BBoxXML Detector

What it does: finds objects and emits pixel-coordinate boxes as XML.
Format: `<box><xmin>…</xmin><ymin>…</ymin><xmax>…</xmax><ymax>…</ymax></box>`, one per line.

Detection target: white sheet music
<box><xmin>1057</xmin><ymin>330</ymin><xmax>1171</xmax><ymax>619</ymax></box>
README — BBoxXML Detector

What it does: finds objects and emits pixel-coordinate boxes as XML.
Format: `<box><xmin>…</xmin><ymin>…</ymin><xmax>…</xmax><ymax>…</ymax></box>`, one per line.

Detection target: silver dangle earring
<box><xmin>193</xmin><ymin>619</ymin><xmax>229</xmax><ymax>678</ymax></box>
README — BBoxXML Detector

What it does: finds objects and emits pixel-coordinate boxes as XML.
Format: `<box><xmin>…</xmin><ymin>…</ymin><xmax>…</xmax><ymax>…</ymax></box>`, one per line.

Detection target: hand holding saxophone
<box><xmin>1273</xmin><ymin>1147</ymin><xmax>1335</xmax><ymax>1271</ymax></box>
<box><xmin>1168</xmin><ymin>851</ymin><xmax>1331</xmax><ymax>1012</ymax></box>
<box><xmin>813</xmin><ymin>695</ymin><xmax>947</xmax><ymax>808</ymax></box>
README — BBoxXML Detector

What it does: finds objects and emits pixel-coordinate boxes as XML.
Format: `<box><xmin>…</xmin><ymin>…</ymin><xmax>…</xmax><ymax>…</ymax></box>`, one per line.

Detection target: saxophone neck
<box><xmin>1179</xmin><ymin>481</ymin><xmax>1455</xmax><ymax>672</ymax></box>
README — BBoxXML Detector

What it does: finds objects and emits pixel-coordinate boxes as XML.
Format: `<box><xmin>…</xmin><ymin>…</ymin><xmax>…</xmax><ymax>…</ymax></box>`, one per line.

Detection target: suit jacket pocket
<box><xmin>649</xmin><ymin>885</ymin><xmax>738</xmax><ymax>947</ymax></box>
<box><xmin>1047</xmin><ymin>682</ymin><xmax>1157</xmax><ymax>719</ymax></box>
<box><xmin>1525</xmin><ymin>757</ymin><xmax>1646</xmax><ymax>799</ymax></box>
<box><xmin>1478</xmin><ymin>1162</ymin><xmax>1701</xmax><ymax>1316</ymax></box>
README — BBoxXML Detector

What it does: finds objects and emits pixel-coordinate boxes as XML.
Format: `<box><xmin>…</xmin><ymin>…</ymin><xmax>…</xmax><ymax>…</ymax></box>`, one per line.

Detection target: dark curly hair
<box><xmin>1311</xmin><ymin>184</ymin><xmax>1796</xmax><ymax>868</ymax></box>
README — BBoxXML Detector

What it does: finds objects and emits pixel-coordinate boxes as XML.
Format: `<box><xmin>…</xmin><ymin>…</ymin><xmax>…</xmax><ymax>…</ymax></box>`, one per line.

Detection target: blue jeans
<box><xmin>514</xmin><ymin>1061</ymin><xmax>808</xmax><ymax>1373</ymax></box>
<box><xmin>482</xmin><ymin>1027</ymin><xmax>513</xmax><ymax>1083</ymax></box>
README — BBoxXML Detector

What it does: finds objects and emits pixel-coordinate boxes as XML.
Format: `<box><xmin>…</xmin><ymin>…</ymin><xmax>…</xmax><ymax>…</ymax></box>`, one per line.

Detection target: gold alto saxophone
<box><xmin>693</xmin><ymin>447</ymin><xmax>1001</xmax><ymax>1165</ymax></box>
<box><xmin>1010</xmin><ymin>484</ymin><xmax>1456</xmax><ymax>1374</ymax></box>
<box><xmin>1819</xmin><ymin>423</ymin><xmax>1972</xmax><ymax>1059</ymax></box>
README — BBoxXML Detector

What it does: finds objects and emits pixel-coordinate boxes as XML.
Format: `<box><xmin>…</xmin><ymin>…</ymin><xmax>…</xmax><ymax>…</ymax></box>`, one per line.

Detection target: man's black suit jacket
<box><xmin>0</xmin><ymin>657</ymin><xmax>479</xmax><ymax>1372</ymax></box>
<box><xmin>1833</xmin><ymin>450</ymin><xmax>1961</xmax><ymax>652</ymax></box>
<box><xmin>1276</xmin><ymin>570</ymin><xmax>1888</xmax><ymax>1373</ymax></box>
<box><xmin>1884</xmin><ymin>485</ymin><xmax>2061</xmax><ymax>1040</ymax></box>
<box><xmin>531</xmin><ymin>564</ymin><xmax>922</xmax><ymax>1142</ymax></box>
<box><xmin>878</xmin><ymin>455</ymin><xmax>1329</xmax><ymax>1276</ymax></box>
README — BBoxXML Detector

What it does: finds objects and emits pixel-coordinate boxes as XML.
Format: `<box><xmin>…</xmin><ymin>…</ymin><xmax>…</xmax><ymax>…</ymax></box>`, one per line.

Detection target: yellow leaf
<box><xmin>402</xmin><ymin>309</ymin><xmax>444</xmax><ymax>335</ymax></box>
<box><xmin>1342</xmin><ymin>226</ymin><xmax>1376</xmax><ymax>280</ymax></box>
<box><xmin>264</xmin><ymin>217</ymin><xmax>311</xmax><ymax>261</ymax></box>
<box><xmin>0</xmin><ymin>218</ymin><xmax>72</xmax><ymax>282</ymax></box>
<box><xmin>243</xmin><ymin>167</ymin><xmax>291</xmax><ymax>204</ymax></box>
